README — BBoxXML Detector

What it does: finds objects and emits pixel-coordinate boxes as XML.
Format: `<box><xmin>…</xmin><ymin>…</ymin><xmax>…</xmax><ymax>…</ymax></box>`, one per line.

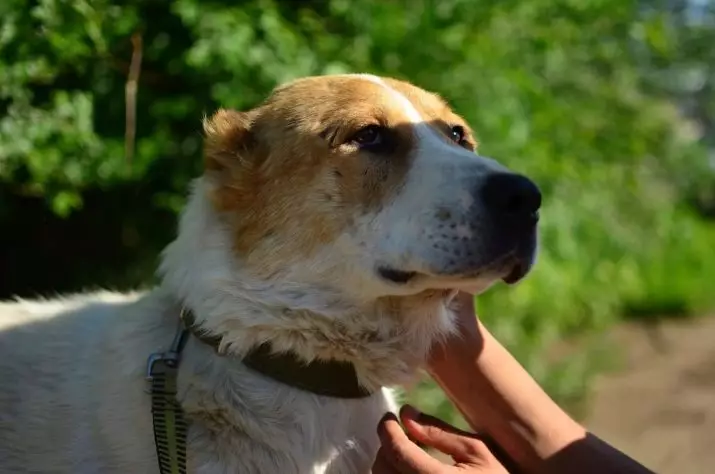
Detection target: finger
<box><xmin>372</xmin><ymin>447</ymin><xmax>400</xmax><ymax>474</ymax></box>
<box><xmin>377</xmin><ymin>412</ymin><xmax>446</xmax><ymax>474</ymax></box>
<box><xmin>399</xmin><ymin>405</ymin><xmax>492</xmax><ymax>464</ymax></box>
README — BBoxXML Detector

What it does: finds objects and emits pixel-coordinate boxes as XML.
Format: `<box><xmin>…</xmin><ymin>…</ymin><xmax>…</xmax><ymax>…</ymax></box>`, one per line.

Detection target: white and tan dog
<box><xmin>0</xmin><ymin>74</ymin><xmax>541</xmax><ymax>473</ymax></box>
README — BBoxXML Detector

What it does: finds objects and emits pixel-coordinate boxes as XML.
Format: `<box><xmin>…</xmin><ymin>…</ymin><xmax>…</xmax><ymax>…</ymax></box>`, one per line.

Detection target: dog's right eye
<box><xmin>349</xmin><ymin>125</ymin><xmax>386</xmax><ymax>150</ymax></box>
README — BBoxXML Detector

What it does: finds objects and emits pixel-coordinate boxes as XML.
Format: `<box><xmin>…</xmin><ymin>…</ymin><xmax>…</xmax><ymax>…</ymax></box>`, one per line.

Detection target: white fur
<box><xmin>0</xmin><ymin>75</ymin><xmax>522</xmax><ymax>473</ymax></box>
<box><xmin>0</xmin><ymin>177</ymin><xmax>462</xmax><ymax>474</ymax></box>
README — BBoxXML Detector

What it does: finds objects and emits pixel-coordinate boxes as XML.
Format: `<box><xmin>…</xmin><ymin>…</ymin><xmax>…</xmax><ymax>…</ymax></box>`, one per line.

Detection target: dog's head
<box><xmin>198</xmin><ymin>74</ymin><xmax>539</xmax><ymax>307</ymax></box>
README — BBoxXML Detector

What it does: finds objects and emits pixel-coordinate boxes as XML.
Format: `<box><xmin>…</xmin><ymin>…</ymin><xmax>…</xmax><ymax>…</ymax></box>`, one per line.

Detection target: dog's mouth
<box><xmin>377</xmin><ymin>235</ymin><xmax>537</xmax><ymax>288</ymax></box>
<box><xmin>377</xmin><ymin>267</ymin><xmax>418</xmax><ymax>284</ymax></box>
<box><xmin>377</xmin><ymin>257</ymin><xmax>529</xmax><ymax>286</ymax></box>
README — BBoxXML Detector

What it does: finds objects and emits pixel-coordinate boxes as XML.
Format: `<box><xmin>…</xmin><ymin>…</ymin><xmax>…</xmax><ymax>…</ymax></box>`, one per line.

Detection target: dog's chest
<box><xmin>189</xmin><ymin>434</ymin><xmax>376</xmax><ymax>474</ymax></box>
<box><xmin>184</xmin><ymin>386</ymin><xmax>397</xmax><ymax>474</ymax></box>
<box><xmin>176</xmin><ymin>340</ymin><xmax>400</xmax><ymax>474</ymax></box>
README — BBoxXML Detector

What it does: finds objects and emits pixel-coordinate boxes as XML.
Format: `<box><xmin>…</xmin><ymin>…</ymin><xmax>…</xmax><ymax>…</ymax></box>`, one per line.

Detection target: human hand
<box><xmin>372</xmin><ymin>405</ymin><xmax>509</xmax><ymax>474</ymax></box>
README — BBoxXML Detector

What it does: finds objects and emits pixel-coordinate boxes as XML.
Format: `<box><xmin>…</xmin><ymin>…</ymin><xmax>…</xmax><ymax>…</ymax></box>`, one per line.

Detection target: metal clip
<box><xmin>145</xmin><ymin>323</ymin><xmax>189</xmax><ymax>391</ymax></box>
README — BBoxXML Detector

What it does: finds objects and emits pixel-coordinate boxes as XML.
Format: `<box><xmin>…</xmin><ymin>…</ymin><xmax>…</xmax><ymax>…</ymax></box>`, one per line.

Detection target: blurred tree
<box><xmin>639</xmin><ymin>0</ymin><xmax>715</xmax><ymax>215</ymax></box>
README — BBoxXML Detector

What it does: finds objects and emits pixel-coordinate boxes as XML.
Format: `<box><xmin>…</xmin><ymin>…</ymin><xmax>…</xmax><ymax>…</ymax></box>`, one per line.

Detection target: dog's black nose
<box><xmin>480</xmin><ymin>173</ymin><xmax>542</xmax><ymax>218</ymax></box>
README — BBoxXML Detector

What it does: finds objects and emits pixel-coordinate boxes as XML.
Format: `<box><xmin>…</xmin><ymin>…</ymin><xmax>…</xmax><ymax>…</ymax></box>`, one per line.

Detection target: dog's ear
<box><xmin>203</xmin><ymin>108</ymin><xmax>256</xmax><ymax>172</ymax></box>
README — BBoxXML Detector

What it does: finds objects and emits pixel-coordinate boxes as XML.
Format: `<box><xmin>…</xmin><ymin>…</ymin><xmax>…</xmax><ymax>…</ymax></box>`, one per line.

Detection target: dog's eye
<box><xmin>349</xmin><ymin>125</ymin><xmax>385</xmax><ymax>149</ymax></box>
<box><xmin>450</xmin><ymin>125</ymin><xmax>466</xmax><ymax>145</ymax></box>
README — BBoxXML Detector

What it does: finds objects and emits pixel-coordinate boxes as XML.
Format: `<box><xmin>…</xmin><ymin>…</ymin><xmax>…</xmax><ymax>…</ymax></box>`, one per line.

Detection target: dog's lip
<box><xmin>378</xmin><ymin>237</ymin><xmax>535</xmax><ymax>286</ymax></box>
<box><xmin>377</xmin><ymin>266</ymin><xmax>419</xmax><ymax>284</ymax></box>
<box><xmin>501</xmin><ymin>259</ymin><xmax>528</xmax><ymax>285</ymax></box>
<box><xmin>378</xmin><ymin>253</ymin><xmax>518</xmax><ymax>286</ymax></box>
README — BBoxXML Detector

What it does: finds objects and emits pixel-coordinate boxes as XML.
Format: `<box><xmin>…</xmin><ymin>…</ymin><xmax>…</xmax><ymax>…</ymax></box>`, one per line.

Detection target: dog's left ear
<box><xmin>203</xmin><ymin>108</ymin><xmax>256</xmax><ymax>172</ymax></box>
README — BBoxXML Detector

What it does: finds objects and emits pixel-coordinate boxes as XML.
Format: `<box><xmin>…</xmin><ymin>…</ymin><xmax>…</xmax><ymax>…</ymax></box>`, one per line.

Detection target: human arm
<box><xmin>426</xmin><ymin>293</ymin><xmax>655</xmax><ymax>474</ymax></box>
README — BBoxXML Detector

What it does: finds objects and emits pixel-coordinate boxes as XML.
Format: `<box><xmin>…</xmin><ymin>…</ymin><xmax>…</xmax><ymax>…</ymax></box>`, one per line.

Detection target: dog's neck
<box><xmin>159</xmin><ymin>179</ymin><xmax>457</xmax><ymax>391</ymax></box>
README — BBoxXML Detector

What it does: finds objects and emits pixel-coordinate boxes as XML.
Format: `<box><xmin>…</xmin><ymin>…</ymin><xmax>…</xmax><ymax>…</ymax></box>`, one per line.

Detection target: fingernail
<box><xmin>400</xmin><ymin>404</ymin><xmax>422</xmax><ymax>421</ymax></box>
<box><xmin>377</xmin><ymin>411</ymin><xmax>398</xmax><ymax>435</ymax></box>
<box><xmin>379</xmin><ymin>411</ymin><xmax>398</xmax><ymax>425</ymax></box>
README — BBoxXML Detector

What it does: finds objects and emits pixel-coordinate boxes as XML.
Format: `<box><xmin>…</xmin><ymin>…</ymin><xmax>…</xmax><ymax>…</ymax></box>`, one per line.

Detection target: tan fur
<box><xmin>206</xmin><ymin>76</ymin><xmax>429</xmax><ymax>277</ymax></box>
<box><xmin>382</xmin><ymin>77</ymin><xmax>478</xmax><ymax>150</ymax></box>
<box><xmin>0</xmin><ymin>73</ymin><xmax>536</xmax><ymax>473</ymax></box>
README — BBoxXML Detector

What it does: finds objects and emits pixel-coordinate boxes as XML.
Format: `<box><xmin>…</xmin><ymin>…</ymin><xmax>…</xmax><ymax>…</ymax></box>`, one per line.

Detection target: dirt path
<box><xmin>584</xmin><ymin>315</ymin><xmax>715</xmax><ymax>474</ymax></box>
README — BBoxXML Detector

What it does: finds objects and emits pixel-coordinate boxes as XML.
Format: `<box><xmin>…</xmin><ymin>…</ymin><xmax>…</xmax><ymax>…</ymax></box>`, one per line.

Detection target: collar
<box><xmin>180</xmin><ymin>308</ymin><xmax>374</xmax><ymax>399</ymax></box>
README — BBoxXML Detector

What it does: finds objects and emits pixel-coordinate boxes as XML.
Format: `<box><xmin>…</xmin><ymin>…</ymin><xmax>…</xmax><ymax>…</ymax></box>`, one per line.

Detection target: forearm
<box><xmin>429</xmin><ymin>320</ymin><xmax>653</xmax><ymax>474</ymax></box>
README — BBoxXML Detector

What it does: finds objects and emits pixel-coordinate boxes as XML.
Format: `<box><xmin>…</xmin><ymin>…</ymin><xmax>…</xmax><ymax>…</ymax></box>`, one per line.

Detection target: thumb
<box><xmin>376</xmin><ymin>412</ymin><xmax>447</xmax><ymax>474</ymax></box>
<box><xmin>399</xmin><ymin>405</ymin><xmax>495</xmax><ymax>465</ymax></box>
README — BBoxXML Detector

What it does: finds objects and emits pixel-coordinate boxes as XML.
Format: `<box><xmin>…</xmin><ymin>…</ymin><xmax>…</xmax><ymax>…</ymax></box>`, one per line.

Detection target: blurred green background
<box><xmin>1</xmin><ymin>0</ymin><xmax>714</xmax><ymax>427</ymax></box>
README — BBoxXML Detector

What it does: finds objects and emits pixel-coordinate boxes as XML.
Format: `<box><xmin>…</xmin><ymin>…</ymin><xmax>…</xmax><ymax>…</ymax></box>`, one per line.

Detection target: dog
<box><xmin>0</xmin><ymin>74</ymin><xmax>540</xmax><ymax>473</ymax></box>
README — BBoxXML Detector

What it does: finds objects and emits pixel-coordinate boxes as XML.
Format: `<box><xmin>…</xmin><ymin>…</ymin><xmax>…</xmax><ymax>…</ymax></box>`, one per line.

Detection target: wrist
<box><xmin>427</xmin><ymin>341</ymin><xmax>499</xmax><ymax>432</ymax></box>
<box><xmin>428</xmin><ymin>321</ymin><xmax>588</xmax><ymax>468</ymax></box>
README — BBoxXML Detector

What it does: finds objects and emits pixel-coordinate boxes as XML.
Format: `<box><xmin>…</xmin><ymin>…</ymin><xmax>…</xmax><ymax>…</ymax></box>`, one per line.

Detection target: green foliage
<box><xmin>2</xmin><ymin>0</ymin><xmax>714</xmax><ymax>423</ymax></box>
